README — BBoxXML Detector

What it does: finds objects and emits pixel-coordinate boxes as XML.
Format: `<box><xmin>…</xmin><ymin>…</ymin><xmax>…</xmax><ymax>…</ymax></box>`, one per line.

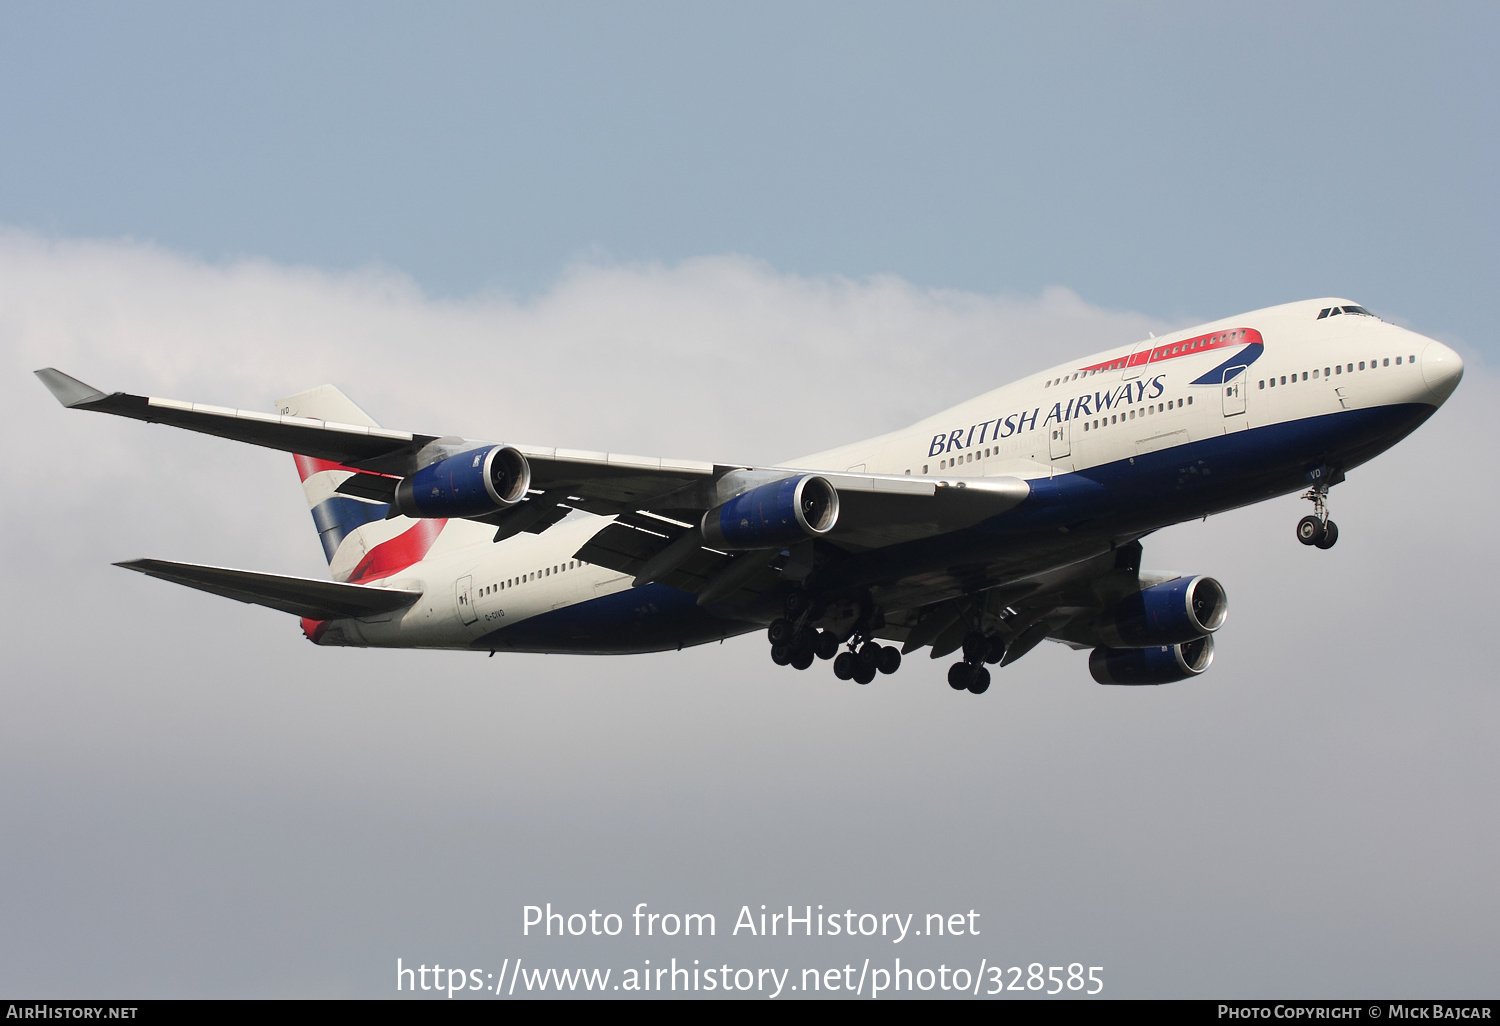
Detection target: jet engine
<box><xmin>394</xmin><ymin>445</ymin><xmax>530</xmax><ymax>518</ymax></box>
<box><xmin>1089</xmin><ymin>636</ymin><xmax>1215</xmax><ymax>685</ymax></box>
<box><xmin>1096</xmin><ymin>575</ymin><xmax>1228</xmax><ymax>647</ymax></box>
<box><xmin>701</xmin><ymin>474</ymin><xmax>839</xmax><ymax>550</ymax></box>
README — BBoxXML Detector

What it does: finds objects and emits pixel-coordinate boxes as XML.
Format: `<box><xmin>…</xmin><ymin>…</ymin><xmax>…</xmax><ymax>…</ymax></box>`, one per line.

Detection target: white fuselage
<box><xmin>315</xmin><ymin>298</ymin><xmax>1459</xmax><ymax>652</ymax></box>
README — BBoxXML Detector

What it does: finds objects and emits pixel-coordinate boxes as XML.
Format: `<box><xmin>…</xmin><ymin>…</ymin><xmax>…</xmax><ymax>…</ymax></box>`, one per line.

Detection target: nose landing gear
<box><xmin>1296</xmin><ymin>479</ymin><xmax>1339</xmax><ymax>549</ymax></box>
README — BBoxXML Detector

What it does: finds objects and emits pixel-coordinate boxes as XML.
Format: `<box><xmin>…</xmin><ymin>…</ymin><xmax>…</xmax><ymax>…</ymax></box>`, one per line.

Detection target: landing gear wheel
<box><xmin>967</xmin><ymin>667</ymin><xmax>991</xmax><ymax>695</ymax></box>
<box><xmin>813</xmin><ymin>630</ymin><xmax>839</xmax><ymax>660</ymax></box>
<box><xmin>853</xmin><ymin>663</ymin><xmax>877</xmax><ymax>685</ymax></box>
<box><xmin>767</xmin><ymin>618</ymin><xmax>796</xmax><ymax>646</ymax></box>
<box><xmin>877</xmin><ymin>646</ymin><xmax>902</xmax><ymax>675</ymax></box>
<box><xmin>790</xmin><ymin>646</ymin><xmax>815</xmax><ymax>671</ymax></box>
<box><xmin>961</xmin><ymin>631</ymin><xmax>988</xmax><ymax>663</ymax></box>
<box><xmin>857</xmin><ymin>642</ymin><xmax>883</xmax><ymax>672</ymax></box>
<box><xmin>1296</xmin><ymin>515</ymin><xmax>1326</xmax><ymax>546</ymax></box>
<box><xmin>948</xmin><ymin>662</ymin><xmax>975</xmax><ymax>691</ymax></box>
<box><xmin>784</xmin><ymin>590</ymin><xmax>810</xmax><ymax>617</ymax></box>
<box><xmin>833</xmin><ymin>651</ymin><xmax>855</xmax><ymax>680</ymax></box>
<box><xmin>1315</xmin><ymin>519</ymin><xmax>1339</xmax><ymax>549</ymax></box>
<box><xmin>984</xmin><ymin>636</ymin><xmax>1006</xmax><ymax>665</ymax></box>
<box><xmin>770</xmin><ymin>644</ymin><xmax>792</xmax><ymax>666</ymax></box>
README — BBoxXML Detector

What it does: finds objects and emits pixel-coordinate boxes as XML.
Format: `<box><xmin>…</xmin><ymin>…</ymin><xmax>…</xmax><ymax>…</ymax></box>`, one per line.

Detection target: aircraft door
<box><xmin>1049</xmin><ymin>417</ymin><xmax>1071</xmax><ymax>460</ymax></box>
<box><xmin>1122</xmin><ymin>338</ymin><xmax>1156</xmax><ymax>380</ymax></box>
<box><xmin>456</xmin><ymin>574</ymin><xmax>479</xmax><ymax>625</ymax></box>
<box><xmin>1222</xmin><ymin>367</ymin><xmax>1247</xmax><ymax>417</ymax></box>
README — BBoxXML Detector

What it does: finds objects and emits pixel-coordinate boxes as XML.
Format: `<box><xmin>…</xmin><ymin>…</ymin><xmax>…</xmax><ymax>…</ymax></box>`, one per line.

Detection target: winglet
<box><xmin>34</xmin><ymin>368</ymin><xmax>108</xmax><ymax>408</ymax></box>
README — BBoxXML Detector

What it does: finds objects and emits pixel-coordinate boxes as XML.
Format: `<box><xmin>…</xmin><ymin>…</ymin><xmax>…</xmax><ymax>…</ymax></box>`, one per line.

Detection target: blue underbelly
<box><xmin>475</xmin><ymin>581</ymin><xmax>752</xmax><ymax>655</ymax></box>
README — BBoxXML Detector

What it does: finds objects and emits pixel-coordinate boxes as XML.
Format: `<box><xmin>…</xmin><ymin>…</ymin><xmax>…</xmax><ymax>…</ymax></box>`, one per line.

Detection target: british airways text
<box><xmin>927</xmin><ymin>375</ymin><xmax>1168</xmax><ymax>457</ymax></box>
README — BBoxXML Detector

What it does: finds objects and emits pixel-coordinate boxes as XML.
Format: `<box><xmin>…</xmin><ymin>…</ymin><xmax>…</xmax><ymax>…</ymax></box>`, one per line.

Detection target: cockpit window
<box><xmin>1317</xmin><ymin>305</ymin><xmax>1375</xmax><ymax>319</ymax></box>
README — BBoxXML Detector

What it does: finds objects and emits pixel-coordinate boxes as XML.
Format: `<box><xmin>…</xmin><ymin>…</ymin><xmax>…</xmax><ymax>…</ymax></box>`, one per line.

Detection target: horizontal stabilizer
<box><xmin>116</xmin><ymin>558</ymin><xmax>422</xmax><ymax>620</ymax></box>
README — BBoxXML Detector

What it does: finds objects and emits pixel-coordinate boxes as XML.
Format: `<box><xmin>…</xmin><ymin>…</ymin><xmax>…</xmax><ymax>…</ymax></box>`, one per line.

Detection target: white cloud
<box><xmin>1</xmin><ymin>229</ymin><xmax>1494</xmax><ymax>996</ymax></box>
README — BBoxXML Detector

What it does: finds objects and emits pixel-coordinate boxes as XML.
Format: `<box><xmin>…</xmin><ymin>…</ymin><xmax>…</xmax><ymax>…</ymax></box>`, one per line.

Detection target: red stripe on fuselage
<box><xmin>1079</xmin><ymin>327</ymin><xmax>1263</xmax><ymax>374</ymax></box>
<box><xmin>346</xmin><ymin>518</ymin><xmax>447</xmax><ymax>583</ymax></box>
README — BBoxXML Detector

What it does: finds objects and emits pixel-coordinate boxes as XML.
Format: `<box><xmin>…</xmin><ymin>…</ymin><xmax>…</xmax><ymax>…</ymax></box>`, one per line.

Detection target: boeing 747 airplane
<box><xmin>36</xmin><ymin>297</ymin><xmax>1463</xmax><ymax>694</ymax></box>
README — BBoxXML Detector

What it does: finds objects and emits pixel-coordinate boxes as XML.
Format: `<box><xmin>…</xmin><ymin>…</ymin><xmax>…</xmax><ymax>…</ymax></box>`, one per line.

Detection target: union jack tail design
<box><xmin>274</xmin><ymin>385</ymin><xmax>445</xmax><ymax>583</ymax></box>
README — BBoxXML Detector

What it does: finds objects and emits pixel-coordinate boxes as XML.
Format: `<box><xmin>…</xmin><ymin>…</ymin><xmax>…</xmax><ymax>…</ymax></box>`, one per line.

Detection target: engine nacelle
<box><xmin>394</xmin><ymin>445</ymin><xmax>530</xmax><ymax>518</ymax></box>
<box><xmin>1097</xmin><ymin>575</ymin><xmax>1228</xmax><ymax>647</ymax></box>
<box><xmin>701</xmin><ymin>474</ymin><xmax>839</xmax><ymax>550</ymax></box>
<box><xmin>1089</xmin><ymin>636</ymin><xmax>1215</xmax><ymax>685</ymax></box>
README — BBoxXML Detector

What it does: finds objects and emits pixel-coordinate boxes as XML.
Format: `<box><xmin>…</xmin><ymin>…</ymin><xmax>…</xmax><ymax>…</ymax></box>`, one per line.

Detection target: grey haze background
<box><xmin>0</xmin><ymin>2</ymin><xmax>1496</xmax><ymax>999</ymax></box>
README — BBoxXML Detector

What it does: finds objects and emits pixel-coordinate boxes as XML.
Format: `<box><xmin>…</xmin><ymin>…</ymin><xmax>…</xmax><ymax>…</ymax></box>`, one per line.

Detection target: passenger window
<box><xmin>1259</xmin><ymin>380</ymin><xmax>1265</xmax><ymax>389</ymax></box>
<box><xmin>1187</xmin><ymin>397</ymin><xmax>1193</xmax><ymax>405</ymax></box>
<box><xmin>1383</xmin><ymin>358</ymin><xmax>1389</xmax><ymax>367</ymax></box>
<box><xmin>922</xmin><ymin>465</ymin><xmax>928</xmax><ymax>474</ymax></box>
<box><xmin>1302</xmin><ymin>372</ymin><xmax>1308</xmax><ymax>381</ymax></box>
<box><xmin>1395</xmin><ymin>356</ymin><xmax>1402</xmax><ymax>365</ymax></box>
<box><xmin>1347</xmin><ymin>364</ymin><xmax>1353</xmax><ymax>372</ymax></box>
<box><xmin>1313</xmin><ymin>369</ymin><xmax>1319</xmax><ymax>378</ymax></box>
<box><xmin>1358</xmin><ymin>362</ymin><xmax>1364</xmax><ymax>370</ymax></box>
<box><xmin>1334</xmin><ymin>366</ymin><xmax>1341</xmax><ymax>375</ymax></box>
<box><xmin>1280</xmin><ymin>376</ymin><xmax>1286</xmax><ymax>385</ymax></box>
<box><xmin>1409</xmin><ymin>354</ymin><xmax>1416</xmax><ymax>363</ymax></box>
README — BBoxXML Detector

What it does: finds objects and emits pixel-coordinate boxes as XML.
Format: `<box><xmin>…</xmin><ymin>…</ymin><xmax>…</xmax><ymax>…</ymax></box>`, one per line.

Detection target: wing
<box><xmin>38</xmin><ymin>369</ymin><xmax>1032</xmax><ymax>606</ymax></box>
<box><xmin>35</xmin><ymin>368</ymin><xmax>437</xmax><ymax>474</ymax></box>
<box><xmin>116</xmin><ymin>558</ymin><xmax>422</xmax><ymax>620</ymax></box>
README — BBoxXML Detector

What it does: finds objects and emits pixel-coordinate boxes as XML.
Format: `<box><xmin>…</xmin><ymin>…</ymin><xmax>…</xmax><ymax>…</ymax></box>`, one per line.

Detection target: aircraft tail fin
<box><xmin>273</xmin><ymin>385</ymin><xmax>446</xmax><ymax>581</ymax></box>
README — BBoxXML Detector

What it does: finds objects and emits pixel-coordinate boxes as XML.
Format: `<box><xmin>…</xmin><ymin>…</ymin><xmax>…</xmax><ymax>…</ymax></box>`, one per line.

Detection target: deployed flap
<box><xmin>574</xmin><ymin>522</ymin><xmax>764</xmax><ymax>600</ymax></box>
<box><xmin>116</xmin><ymin>558</ymin><xmax>422</xmax><ymax>620</ymax></box>
<box><xmin>820</xmin><ymin>475</ymin><xmax>1031</xmax><ymax>548</ymax></box>
<box><xmin>520</xmin><ymin>448</ymin><xmax>715</xmax><ymax>508</ymax></box>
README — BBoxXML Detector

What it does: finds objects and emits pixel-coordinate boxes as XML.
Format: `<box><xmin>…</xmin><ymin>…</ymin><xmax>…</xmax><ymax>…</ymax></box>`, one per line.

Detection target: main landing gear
<box><xmin>947</xmin><ymin>630</ymin><xmax>1005</xmax><ymax>695</ymax></box>
<box><xmin>766</xmin><ymin>591</ymin><xmax>900</xmax><ymax>684</ymax></box>
<box><xmin>831</xmin><ymin>641</ymin><xmax>901</xmax><ymax>685</ymax></box>
<box><xmin>1296</xmin><ymin>481</ymin><xmax>1339</xmax><ymax>550</ymax></box>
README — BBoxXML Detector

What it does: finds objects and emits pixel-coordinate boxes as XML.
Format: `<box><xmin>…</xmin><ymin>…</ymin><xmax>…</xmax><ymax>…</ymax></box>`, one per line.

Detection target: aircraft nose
<box><xmin>1420</xmin><ymin>341</ymin><xmax>1464</xmax><ymax>402</ymax></box>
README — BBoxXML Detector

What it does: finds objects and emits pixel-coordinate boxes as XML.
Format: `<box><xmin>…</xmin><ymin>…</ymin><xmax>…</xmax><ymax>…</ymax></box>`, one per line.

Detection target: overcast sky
<box><xmin>1</xmin><ymin>2</ymin><xmax>1495</xmax><ymax>999</ymax></box>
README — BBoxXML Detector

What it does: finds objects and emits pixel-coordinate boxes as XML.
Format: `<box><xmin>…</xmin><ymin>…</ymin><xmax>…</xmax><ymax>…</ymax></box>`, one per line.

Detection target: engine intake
<box><xmin>1097</xmin><ymin>575</ymin><xmax>1228</xmax><ymax>647</ymax></box>
<box><xmin>1089</xmin><ymin>636</ymin><xmax>1214</xmax><ymax>685</ymax></box>
<box><xmin>701</xmin><ymin>474</ymin><xmax>839</xmax><ymax>550</ymax></box>
<box><xmin>395</xmin><ymin>445</ymin><xmax>530</xmax><ymax>519</ymax></box>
